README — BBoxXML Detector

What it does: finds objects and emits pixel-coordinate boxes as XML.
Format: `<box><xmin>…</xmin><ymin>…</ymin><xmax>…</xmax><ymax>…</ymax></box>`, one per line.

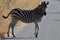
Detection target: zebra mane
<box><xmin>31</xmin><ymin>1</ymin><xmax>49</xmax><ymax>14</ymax></box>
<box><xmin>33</xmin><ymin>1</ymin><xmax>49</xmax><ymax>11</ymax></box>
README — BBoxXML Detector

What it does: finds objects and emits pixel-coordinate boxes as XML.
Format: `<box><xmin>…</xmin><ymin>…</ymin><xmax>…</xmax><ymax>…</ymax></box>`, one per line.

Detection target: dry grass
<box><xmin>0</xmin><ymin>0</ymin><xmax>40</xmax><ymax>37</ymax></box>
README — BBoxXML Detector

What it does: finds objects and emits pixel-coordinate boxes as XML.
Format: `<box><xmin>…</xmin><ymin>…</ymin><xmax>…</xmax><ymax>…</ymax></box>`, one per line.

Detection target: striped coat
<box><xmin>2</xmin><ymin>1</ymin><xmax>49</xmax><ymax>38</ymax></box>
<box><xmin>9</xmin><ymin>8</ymin><xmax>44</xmax><ymax>23</ymax></box>
<box><xmin>2</xmin><ymin>5</ymin><xmax>46</xmax><ymax>23</ymax></box>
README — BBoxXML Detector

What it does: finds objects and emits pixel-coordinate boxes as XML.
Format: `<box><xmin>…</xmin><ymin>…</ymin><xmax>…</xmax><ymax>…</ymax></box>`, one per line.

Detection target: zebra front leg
<box><xmin>34</xmin><ymin>22</ymin><xmax>39</xmax><ymax>38</ymax></box>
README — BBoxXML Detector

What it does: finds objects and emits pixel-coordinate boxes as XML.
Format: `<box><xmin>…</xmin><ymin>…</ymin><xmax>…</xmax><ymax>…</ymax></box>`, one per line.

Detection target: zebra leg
<box><xmin>12</xmin><ymin>26</ymin><xmax>15</xmax><ymax>37</ymax></box>
<box><xmin>7</xmin><ymin>18</ymin><xmax>18</xmax><ymax>37</ymax></box>
<box><xmin>11</xmin><ymin>19</ymin><xmax>18</xmax><ymax>37</ymax></box>
<box><xmin>34</xmin><ymin>22</ymin><xmax>39</xmax><ymax>38</ymax></box>
<box><xmin>7</xmin><ymin>24</ymin><xmax>11</xmax><ymax>37</ymax></box>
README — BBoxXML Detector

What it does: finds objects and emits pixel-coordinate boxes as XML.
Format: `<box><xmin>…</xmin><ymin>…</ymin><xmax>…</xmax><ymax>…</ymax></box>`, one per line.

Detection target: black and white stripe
<box><xmin>10</xmin><ymin>8</ymin><xmax>33</xmax><ymax>23</ymax></box>
<box><xmin>2</xmin><ymin>1</ymin><xmax>49</xmax><ymax>38</ymax></box>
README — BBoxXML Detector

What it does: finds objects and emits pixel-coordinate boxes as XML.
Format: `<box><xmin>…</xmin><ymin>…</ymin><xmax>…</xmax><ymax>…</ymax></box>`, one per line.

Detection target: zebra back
<box><xmin>8</xmin><ymin>1</ymin><xmax>49</xmax><ymax>23</ymax></box>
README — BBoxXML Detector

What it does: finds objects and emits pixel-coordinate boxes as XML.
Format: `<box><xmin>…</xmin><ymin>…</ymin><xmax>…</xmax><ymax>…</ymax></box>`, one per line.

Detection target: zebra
<box><xmin>2</xmin><ymin>1</ymin><xmax>49</xmax><ymax>38</ymax></box>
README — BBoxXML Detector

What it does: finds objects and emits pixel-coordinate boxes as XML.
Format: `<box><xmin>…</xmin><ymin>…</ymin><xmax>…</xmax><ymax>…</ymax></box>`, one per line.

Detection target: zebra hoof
<box><xmin>13</xmin><ymin>35</ymin><xmax>15</xmax><ymax>37</ymax></box>
<box><xmin>34</xmin><ymin>33</ymin><xmax>38</xmax><ymax>38</ymax></box>
<box><xmin>13</xmin><ymin>36</ymin><xmax>15</xmax><ymax>37</ymax></box>
<box><xmin>7</xmin><ymin>34</ymin><xmax>9</xmax><ymax>37</ymax></box>
<box><xmin>35</xmin><ymin>34</ymin><xmax>38</xmax><ymax>38</ymax></box>
<box><xmin>7</xmin><ymin>32</ymin><xmax>9</xmax><ymax>37</ymax></box>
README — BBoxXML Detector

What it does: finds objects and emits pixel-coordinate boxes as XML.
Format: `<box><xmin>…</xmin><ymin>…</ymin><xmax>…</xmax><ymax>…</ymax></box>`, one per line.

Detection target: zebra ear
<box><xmin>46</xmin><ymin>1</ymin><xmax>49</xmax><ymax>5</ymax></box>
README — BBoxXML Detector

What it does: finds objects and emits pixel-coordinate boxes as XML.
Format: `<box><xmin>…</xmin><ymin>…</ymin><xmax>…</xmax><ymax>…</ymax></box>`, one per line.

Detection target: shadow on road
<box><xmin>1</xmin><ymin>37</ymin><xmax>36</xmax><ymax>40</ymax></box>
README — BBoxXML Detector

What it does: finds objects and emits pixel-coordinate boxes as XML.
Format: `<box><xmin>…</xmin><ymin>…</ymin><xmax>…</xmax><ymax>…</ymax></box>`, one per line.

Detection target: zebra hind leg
<box><xmin>7</xmin><ymin>24</ymin><xmax>11</xmax><ymax>37</ymax></box>
<box><xmin>12</xmin><ymin>26</ymin><xmax>15</xmax><ymax>37</ymax></box>
<box><xmin>34</xmin><ymin>22</ymin><xmax>39</xmax><ymax>38</ymax></box>
<box><xmin>11</xmin><ymin>19</ymin><xmax>18</xmax><ymax>37</ymax></box>
<box><xmin>7</xmin><ymin>19</ymin><xmax>18</xmax><ymax>37</ymax></box>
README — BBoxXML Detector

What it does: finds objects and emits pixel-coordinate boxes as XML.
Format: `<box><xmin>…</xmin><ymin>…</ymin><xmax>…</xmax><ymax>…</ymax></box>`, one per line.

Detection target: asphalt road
<box><xmin>1</xmin><ymin>0</ymin><xmax>60</xmax><ymax>40</ymax></box>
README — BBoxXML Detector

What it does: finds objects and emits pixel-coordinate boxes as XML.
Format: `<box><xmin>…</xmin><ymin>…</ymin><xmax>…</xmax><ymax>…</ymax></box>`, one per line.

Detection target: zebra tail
<box><xmin>2</xmin><ymin>13</ymin><xmax>11</xmax><ymax>19</ymax></box>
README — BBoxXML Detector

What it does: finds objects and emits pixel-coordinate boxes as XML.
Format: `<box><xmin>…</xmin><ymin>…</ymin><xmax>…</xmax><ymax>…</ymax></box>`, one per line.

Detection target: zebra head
<box><xmin>40</xmin><ymin>1</ymin><xmax>49</xmax><ymax>10</ymax></box>
<box><xmin>38</xmin><ymin>1</ymin><xmax>49</xmax><ymax>16</ymax></box>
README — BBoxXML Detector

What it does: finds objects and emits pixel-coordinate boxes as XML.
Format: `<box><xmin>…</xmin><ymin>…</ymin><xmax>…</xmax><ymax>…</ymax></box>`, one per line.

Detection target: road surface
<box><xmin>1</xmin><ymin>0</ymin><xmax>60</xmax><ymax>40</ymax></box>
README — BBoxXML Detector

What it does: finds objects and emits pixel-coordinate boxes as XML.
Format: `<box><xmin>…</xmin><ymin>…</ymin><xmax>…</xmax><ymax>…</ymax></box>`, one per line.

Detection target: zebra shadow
<box><xmin>1</xmin><ymin>36</ymin><xmax>36</xmax><ymax>40</ymax></box>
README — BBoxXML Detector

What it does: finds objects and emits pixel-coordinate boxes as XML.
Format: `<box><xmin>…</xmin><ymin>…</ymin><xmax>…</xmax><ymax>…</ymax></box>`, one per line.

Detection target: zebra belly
<box><xmin>19</xmin><ymin>18</ymin><xmax>33</xmax><ymax>23</ymax></box>
<box><xmin>11</xmin><ymin>14</ymin><xmax>42</xmax><ymax>23</ymax></box>
<box><xmin>35</xmin><ymin>18</ymin><xmax>42</xmax><ymax>23</ymax></box>
<box><xmin>20</xmin><ymin>16</ymin><xmax>41</xmax><ymax>23</ymax></box>
<box><xmin>10</xmin><ymin>14</ymin><xmax>31</xmax><ymax>23</ymax></box>
<box><xmin>32</xmin><ymin>16</ymin><xmax>42</xmax><ymax>23</ymax></box>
